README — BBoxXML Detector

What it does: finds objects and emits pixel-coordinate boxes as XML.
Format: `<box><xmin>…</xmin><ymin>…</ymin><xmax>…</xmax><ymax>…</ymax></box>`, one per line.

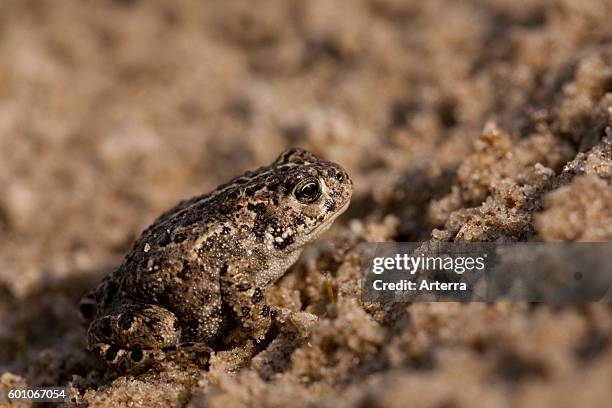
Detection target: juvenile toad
<box><xmin>80</xmin><ymin>148</ymin><xmax>352</xmax><ymax>372</ymax></box>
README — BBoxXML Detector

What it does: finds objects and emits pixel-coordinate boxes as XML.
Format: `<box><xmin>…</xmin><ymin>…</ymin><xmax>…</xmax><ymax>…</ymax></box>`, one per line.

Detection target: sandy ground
<box><xmin>0</xmin><ymin>0</ymin><xmax>611</xmax><ymax>407</ymax></box>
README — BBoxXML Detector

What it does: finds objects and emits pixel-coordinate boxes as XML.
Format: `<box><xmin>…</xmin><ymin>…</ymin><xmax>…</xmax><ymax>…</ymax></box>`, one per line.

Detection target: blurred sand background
<box><xmin>0</xmin><ymin>0</ymin><xmax>611</xmax><ymax>406</ymax></box>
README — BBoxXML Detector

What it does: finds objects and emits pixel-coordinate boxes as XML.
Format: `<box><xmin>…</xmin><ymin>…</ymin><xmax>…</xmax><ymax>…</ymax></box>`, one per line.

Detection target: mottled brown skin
<box><xmin>80</xmin><ymin>148</ymin><xmax>352</xmax><ymax>372</ymax></box>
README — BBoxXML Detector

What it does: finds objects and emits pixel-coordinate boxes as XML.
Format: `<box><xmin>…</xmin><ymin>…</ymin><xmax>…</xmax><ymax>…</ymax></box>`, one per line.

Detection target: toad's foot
<box><xmin>90</xmin><ymin>342</ymin><xmax>213</xmax><ymax>374</ymax></box>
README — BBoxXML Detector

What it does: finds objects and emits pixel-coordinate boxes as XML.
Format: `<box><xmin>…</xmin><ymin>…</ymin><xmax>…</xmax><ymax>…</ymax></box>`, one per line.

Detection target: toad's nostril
<box><xmin>335</xmin><ymin>171</ymin><xmax>344</xmax><ymax>182</ymax></box>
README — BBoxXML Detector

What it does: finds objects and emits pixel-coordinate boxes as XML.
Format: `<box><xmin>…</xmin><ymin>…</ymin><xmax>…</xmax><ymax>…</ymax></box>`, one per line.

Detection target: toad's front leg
<box><xmin>220</xmin><ymin>262</ymin><xmax>280</xmax><ymax>342</ymax></box>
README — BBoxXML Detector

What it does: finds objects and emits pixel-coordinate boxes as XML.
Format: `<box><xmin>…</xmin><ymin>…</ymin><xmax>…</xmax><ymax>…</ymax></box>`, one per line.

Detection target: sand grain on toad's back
<box><xmin>79</xmin><ymin>148</ymin><xmax>352</xmax><ymax>373</ymax></box>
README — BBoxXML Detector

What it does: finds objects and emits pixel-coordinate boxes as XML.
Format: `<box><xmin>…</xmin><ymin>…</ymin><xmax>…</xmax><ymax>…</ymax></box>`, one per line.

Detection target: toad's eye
<box><xmin>293</xmin><ymin>177</ymin><xmax>322</xmax><ymax>203</ymax></box>
<box><xmin>335</xmin><ymin>171</ymin><xmax>344</xmax><ymax>182</ymax></box>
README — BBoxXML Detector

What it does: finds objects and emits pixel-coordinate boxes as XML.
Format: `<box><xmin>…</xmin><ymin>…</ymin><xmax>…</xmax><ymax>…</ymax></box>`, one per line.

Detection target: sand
<box><xmin>0</xmin><ymin>0</ymin><xmax>611</xmax><ymax>407</ymax></box>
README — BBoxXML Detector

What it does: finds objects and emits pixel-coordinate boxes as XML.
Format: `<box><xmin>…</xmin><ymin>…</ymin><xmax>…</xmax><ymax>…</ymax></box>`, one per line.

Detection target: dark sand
<box><xmin>0</xmin><ymin>0</ymin><xmax>611</xmax><ymax>406</ymax></box>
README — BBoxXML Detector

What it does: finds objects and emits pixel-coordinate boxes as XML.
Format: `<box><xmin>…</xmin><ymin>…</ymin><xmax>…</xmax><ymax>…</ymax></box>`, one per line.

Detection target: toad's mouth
<box><xmin>307</xmin><ymin>198</ymin><xmax>351</xmax><ymax>236</ymax></box>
